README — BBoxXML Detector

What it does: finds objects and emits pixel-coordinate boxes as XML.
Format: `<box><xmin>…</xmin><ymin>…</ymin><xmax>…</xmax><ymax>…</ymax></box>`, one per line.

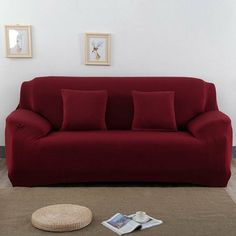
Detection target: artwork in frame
<box><xmin>5</xmin><ymin>25</ymin><xmax>32</xmax><ymax>58</ymax></box>
<box><xmin>85</xmin><ymin>33</ymin><xmax>111</xmax><ymax>65</ymax></box>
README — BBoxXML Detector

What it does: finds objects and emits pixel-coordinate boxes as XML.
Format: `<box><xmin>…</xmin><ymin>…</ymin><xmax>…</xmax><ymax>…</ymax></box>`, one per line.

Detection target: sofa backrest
<box><xmin>19</xmin><ymin>76</ymin><xmax>218</xmax><ymax>130</ymax></box>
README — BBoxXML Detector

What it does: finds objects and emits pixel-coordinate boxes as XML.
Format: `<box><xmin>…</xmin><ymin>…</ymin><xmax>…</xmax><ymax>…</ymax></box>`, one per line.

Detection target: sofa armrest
<box><xmin>6</xmin><ymin>109</ymin><xmax>52</xmax><ymax>139</ymax></box>
<box><xmin>187</xmin><ymin>111</ymin><xmax>232</xmax><ymax>139</ymax></box>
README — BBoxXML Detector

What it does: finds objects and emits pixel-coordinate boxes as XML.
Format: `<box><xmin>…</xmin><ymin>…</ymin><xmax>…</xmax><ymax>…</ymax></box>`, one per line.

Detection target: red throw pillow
<box><xmin>61</xmin><ymin>89</ymin><xmax>108</xmax><ymax>130</ymax></box>
<box><xmin>132</xmin><ymin>91</ymin><xmax>177</xmax><ymax>131</ymax></box>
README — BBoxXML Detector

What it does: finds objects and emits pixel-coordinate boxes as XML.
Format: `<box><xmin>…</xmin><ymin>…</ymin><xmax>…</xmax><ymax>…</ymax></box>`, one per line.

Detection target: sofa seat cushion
<box><xmin>22</xmin><ymin>131</ymin><xmax>208</xmax><ymax>182</ymax></box>
<box><xmin>40</xmin><ymin>131</ymin><xmax>200</xmax><ymax>155</ymax></box>
<box><xmin>10</xmin><ymin>130</ymin><xmax>227</xmax><ymax>186</ymax></box>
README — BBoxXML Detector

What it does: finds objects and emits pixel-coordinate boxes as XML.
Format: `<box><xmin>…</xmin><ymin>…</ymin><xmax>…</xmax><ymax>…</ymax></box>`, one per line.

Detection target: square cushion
<box><xmin>132</xmin><ymin>91</ymin><xmax>177</xmax><ymax>131</ymax></box>
<box><xmin>61</xmin><ymin>89</ymin><xmax>107</xmax><ymax>130</ymax></box>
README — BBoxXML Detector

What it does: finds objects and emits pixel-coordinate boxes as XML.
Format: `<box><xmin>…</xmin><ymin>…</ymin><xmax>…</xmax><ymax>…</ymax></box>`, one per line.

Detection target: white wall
<box><xmin>0</xmin><ymin>0</ymin><xmax>236</xmax><ymax>145</ymax></box>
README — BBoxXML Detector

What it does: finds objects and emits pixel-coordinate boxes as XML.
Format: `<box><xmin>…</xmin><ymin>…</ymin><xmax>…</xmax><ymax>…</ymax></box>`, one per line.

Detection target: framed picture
<box><xmin>85</xmin><ymin>33</ymin><xmax>111</xmax><ymax>65</ymax></box>
<box><xmin>5</xmin><ymin>25</ymin><xmax>32</xmax><ymax>58</ymax></box>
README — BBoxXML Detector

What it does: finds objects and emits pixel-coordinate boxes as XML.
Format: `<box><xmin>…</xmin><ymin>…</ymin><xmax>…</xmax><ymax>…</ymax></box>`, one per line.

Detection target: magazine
<box><xmin>102</xmin><ymin>213</ymin><xmax>163</xmax><ymax>235</ymax></box>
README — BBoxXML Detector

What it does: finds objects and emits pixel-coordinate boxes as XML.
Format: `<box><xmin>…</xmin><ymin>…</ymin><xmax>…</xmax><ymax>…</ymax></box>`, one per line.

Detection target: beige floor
<box><xmin>0</xmin><ymin>158</ymin><xmax>236</xmax><ymax>203</ymax></box>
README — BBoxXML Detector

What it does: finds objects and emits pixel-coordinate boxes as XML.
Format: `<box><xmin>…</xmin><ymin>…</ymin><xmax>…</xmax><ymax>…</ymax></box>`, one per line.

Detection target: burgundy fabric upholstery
<box><xmin>188</xmin><ymin>111</ymin><xmax>231</xmax><ymax>139</ymax></box>
<box><xmin>6</xmin><ymin>109</ymin><xmax>51</xmax><ymax>138</ymax></box>
<box><xmin>5</xmin><ymin>109</ymin><xmax>52</xmax><ymax>179</ymax></box>
<box><xmin>19</xmin><ymin>76</ymin><xmax>207</xmax><ymax>130</ymax></box>
<box><xmin>132</xmin><ymin>91</ymin><xmax>177</xmax><ymax>131</ymax></box>
<box><xmin>5</xmin><ymin>131</ymin><xmax>212</xmax><ymax>186</ymax></box>
<box><xmin>204</xmin><ymin>83</ymin><xmax>218</xmax><ymax>112</ymax></box>
<box><xmin>61</xmin><ymin>89</ymin><xmax>107</xmax><ymax>130</ymax></box>
<box><xmin>6</xmin><ymin>76</ymin><xmax>232</xmax><ymax>187</ymax></box>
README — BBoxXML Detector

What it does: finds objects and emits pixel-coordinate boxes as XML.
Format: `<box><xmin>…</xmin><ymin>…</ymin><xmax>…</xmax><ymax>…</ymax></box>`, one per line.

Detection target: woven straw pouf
<box><xmin>31</xmin><ymin>204</ymin><xmax>92</xmax><ymax>232</ymax></box>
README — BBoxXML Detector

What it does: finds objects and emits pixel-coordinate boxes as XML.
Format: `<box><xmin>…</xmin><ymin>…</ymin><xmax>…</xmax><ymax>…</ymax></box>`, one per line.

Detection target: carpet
<box><xmin>0</xmin><ymin>187</ymin><xmax>236</xmax><ymax>236</ymax></box>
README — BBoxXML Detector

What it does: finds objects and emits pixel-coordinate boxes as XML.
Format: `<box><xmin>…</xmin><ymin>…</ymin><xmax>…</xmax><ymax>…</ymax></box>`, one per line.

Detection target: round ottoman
<box><xmin>31</xmin><ymin>204</ymin><xmax>92</xmax><ymax>232</ymax></box>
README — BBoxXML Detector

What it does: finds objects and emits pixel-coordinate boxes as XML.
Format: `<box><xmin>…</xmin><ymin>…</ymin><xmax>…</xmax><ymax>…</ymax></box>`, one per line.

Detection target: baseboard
<box><xmin>0</xmin><ymin>146</ymin><xmax>235</xmax><ymax>158</ymax></box>
<box><xmin>0</xmin><ymin>146</ymin><xmax>5</xmax><ymax>158</ymax></box>
<box><xmin>233</xmin><ymin>146</ymin><xmax>236</xmax><ymax>159</ymax></box>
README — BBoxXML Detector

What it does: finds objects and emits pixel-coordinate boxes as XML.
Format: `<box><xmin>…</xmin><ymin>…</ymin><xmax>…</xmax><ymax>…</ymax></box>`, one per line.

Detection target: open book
<box><xmin>102</xmin><ymin>213</ymin><xmax>163</xmax><ymax>235</ymax></box>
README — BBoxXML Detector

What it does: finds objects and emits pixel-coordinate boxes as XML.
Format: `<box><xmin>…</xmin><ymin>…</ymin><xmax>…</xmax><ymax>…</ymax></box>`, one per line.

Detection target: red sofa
<box><xmin>5</xmin><ymin>76</ymin><xmax>232</xmax><ymax>187</ymax></box>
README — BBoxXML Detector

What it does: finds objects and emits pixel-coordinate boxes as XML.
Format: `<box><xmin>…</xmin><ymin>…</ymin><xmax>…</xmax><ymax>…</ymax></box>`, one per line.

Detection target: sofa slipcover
<box><xmin>5</xmin><ymin>77</ymin><xmax>232</xmax><ymax>187</ymax></box>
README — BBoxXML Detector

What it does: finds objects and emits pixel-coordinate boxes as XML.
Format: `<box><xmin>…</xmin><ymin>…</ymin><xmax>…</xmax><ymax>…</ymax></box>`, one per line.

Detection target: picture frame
<box><xmin>5</xmin><ymin>25</ymin><xmax>32</xmax><ymax>58</ymax></box>
<box><xmin>84</xmin><ymin>33</ymin><xmax>111</xmax><ymax>65</ymax></box>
